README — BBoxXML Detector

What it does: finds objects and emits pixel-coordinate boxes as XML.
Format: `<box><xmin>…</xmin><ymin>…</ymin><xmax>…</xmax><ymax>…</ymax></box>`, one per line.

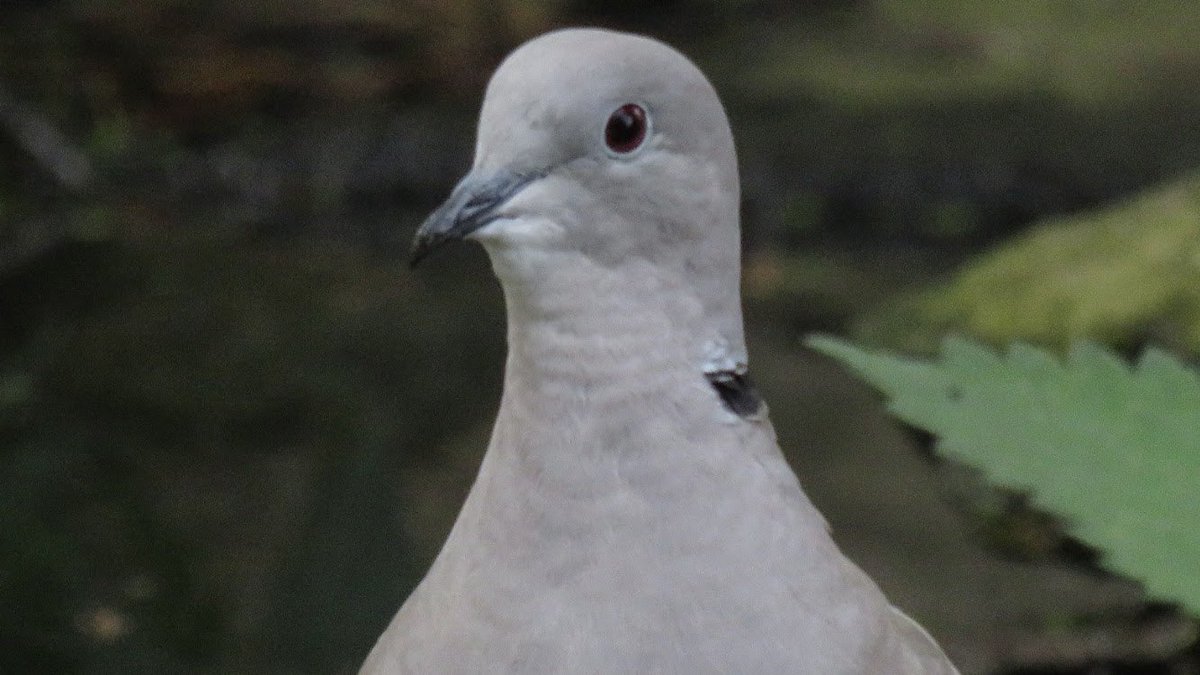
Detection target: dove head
<box><xmin>413</xmin><ymin>28</ymin><xmax>747</xmax><ymax>372</ymax></box>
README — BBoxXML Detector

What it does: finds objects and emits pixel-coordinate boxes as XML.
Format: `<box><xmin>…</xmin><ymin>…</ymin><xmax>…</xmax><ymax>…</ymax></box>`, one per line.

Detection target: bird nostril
<box><xmin>604</xmin><ymin>103</ymin><xmax>648</xmax><ymax>154</ymax></box>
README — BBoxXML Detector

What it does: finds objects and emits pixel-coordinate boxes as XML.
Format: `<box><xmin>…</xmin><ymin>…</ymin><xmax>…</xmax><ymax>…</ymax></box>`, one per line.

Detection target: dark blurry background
<box><xmin>2</xmin><ymin>1</ymin><xmax>1199</xmax><ymax>673</ymax></box>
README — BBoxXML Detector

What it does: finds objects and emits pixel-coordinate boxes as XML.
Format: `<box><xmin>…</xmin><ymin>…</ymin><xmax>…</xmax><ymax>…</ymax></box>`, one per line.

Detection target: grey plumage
<box><xmin>362</xmin><ymin>28</ymin><xmax>959</xmax><ymax>674</ymax></box>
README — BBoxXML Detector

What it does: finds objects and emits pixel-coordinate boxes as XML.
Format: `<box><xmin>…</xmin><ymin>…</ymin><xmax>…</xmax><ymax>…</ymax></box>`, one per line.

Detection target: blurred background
<box><xmin>2</xmin><ymin>1</ymin><xmax>1199</xmax><ymax>673</ymax></box>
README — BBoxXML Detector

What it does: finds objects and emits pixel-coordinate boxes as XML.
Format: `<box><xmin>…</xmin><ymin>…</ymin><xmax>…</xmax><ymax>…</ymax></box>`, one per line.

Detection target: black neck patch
<box><xmin>705</xmin><ymin>369</ymin><xmax>763</xmax><ymax>418</ymax></box>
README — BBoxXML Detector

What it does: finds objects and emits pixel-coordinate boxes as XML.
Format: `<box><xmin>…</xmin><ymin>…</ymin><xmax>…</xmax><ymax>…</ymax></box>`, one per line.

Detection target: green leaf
<box><xmin>853</xmin><ymin>172</ymin><xmax>1200</xmax><ymax>356</ymax></box>
<box><xmin>806</xmin><ymin>334</ymin><xmax>1200</xmax><ymax>615</ymax></box>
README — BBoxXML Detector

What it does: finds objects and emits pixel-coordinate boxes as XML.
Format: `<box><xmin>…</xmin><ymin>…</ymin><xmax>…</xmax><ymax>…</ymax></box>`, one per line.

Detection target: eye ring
<box><xmin>604</xmin><ymin>103</ymin><xmax>650</xmax><ymax>156</ymax></box>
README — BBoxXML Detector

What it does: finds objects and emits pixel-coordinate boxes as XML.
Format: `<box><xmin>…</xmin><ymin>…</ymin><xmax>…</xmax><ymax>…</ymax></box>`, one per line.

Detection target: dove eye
<box><xmin>604</xmin><ymin>103</ymin><xmax>649</xmax><ymax>155</ymax></box>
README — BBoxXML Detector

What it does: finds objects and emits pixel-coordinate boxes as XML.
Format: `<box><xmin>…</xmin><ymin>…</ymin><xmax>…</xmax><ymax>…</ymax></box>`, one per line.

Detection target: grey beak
<box><xmin>410</xmin><ymin>170</ymin><xmax>541</xmax><ymax>266</ymax></box>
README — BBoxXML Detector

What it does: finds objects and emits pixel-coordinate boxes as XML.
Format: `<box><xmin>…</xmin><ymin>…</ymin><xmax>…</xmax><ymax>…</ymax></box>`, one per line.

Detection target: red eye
<box><xmin>604</xmin><ymin>103</ymin><xmax>648</xmax><ymax>154</ymax></box>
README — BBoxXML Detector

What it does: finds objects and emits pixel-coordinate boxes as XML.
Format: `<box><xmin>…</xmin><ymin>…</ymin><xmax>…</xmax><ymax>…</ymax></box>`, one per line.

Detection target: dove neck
<box><xmin>442</xmin><ymin>247</ymin><xmax>763</xmax><ymax>564</ymax></box>
<box><xmin>487</xmin><ymin>253</ymin><xmax>749</xmax><ymax>418</ymax></box>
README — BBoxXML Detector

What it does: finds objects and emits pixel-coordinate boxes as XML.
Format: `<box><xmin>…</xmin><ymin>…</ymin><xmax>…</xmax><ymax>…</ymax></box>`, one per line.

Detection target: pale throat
<box><xmin>484</xmin><ymin>243</ymin><xmax>711</xmax><ymax>390</ymax></box>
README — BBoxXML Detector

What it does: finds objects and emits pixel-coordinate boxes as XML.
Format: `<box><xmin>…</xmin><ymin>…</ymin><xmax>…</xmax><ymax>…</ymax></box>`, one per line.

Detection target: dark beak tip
<box><xmin>409</xmin><ymin>235</ymin><xmax>434</xmax><ymax>268</ymax></box>
<box><xmin>406</xmin><ymin>168</ymin><xmax>538</xmax><ymax>269</ymax></box>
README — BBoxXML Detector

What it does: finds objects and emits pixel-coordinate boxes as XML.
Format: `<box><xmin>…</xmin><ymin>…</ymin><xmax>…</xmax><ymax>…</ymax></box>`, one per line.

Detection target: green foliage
<box><xmin>738</xmin><ymin>0</ymin><xmax>1200</xmax><ymax>107</ymax></box>
<box><xmin>807</xmin><ymin>334</ymin><xmax>1200</xmax><ymax>615</ymax></box>
<box><xmin>856</xmin><ymin>172</ymin><xmax>1200</xmax><ymax>355</ymax></box>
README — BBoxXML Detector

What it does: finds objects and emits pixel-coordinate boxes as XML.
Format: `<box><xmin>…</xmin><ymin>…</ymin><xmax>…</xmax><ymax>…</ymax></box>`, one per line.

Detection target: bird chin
<box><xmin>471</xmin><ymin>216</ymin><xmax>575</xmax><ymax>289</ymax></box>
<box><xmin>469</xmin><ymin>215</ymin><xmax>564</xmax><ymax>252</ymax></box>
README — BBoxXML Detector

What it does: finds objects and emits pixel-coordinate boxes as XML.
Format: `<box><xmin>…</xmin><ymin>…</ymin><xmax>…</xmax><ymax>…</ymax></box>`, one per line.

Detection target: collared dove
<box><xmin>362</xmin><ymin>27</ymin><xmax>960</xmax><ymax>674</ymax></box>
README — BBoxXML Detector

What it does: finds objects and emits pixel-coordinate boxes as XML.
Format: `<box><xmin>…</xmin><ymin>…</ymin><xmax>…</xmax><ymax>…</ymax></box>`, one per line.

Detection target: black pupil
<box><xmin>605</xmin><ymin>104</ymin><xmax>646</xmax><ymax>153</ymax></box>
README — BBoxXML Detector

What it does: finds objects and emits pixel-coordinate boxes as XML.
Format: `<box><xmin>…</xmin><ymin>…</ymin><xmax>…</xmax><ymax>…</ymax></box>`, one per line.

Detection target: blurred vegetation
<box><xmin>3</xmin><ymin>0</ymin><xmax>1200</xmax><ymax>672</ymax></box>
<box><xmin>740</xmin><ymin>1</ymin><xmax>1200</xmax><ymax>107</ymax></box>
<box><xmin>853</xmin><ymin>172</ymin><xmax>1200</xmax><ymax>355</ymax></box>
